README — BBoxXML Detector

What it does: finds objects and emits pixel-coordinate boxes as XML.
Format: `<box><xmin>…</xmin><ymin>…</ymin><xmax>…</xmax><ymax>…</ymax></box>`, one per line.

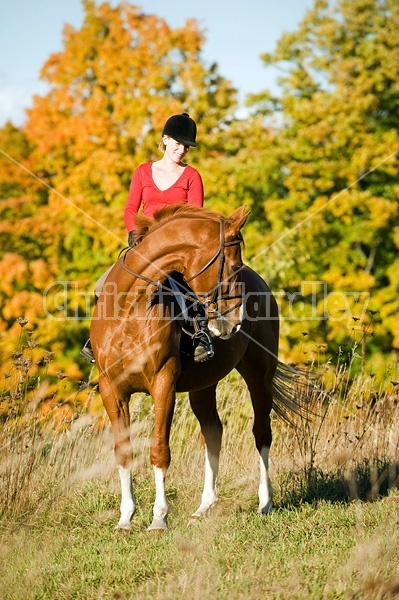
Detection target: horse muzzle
<box><xmin>208</xmin><ymin>301</ymin><xmax>243</xmax><ymax>340</ymax></box>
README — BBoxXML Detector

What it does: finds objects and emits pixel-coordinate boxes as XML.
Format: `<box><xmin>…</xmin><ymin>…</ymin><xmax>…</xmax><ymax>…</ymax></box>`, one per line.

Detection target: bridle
<box><xmin>121</xmin><ymin>218</ymin><xmax>243</xmax><ymax>315</ymax></box>
<box><xmin>185</xmin><ymin>218</ymin><xmax>243</xmax><ymax>313</ymax></box>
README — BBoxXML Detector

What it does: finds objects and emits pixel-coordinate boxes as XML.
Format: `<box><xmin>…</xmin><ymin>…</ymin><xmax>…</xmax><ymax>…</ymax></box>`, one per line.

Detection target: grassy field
<box><xmin>1</xmin><ymin>369</ymin><xmax>399</xmax><ymax>599</ymax></box>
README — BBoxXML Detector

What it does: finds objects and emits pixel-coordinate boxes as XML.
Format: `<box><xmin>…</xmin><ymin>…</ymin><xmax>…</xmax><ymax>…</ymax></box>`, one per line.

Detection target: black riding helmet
<box><xmin>162</xmin><ymin>112</ymin><xmax>197</xmax><ymax>147</ymax></box>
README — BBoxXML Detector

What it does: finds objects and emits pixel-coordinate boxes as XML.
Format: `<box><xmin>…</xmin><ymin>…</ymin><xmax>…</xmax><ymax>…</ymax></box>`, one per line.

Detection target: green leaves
<box><xmin>242</xmin><ymin>0</ymin><xmax>399</xmax><ymax>372</ymax></box>
<box><xmin>1</xmin><ymin>0</ymin><xmax>398</xmax><ymax>392</ymax></box>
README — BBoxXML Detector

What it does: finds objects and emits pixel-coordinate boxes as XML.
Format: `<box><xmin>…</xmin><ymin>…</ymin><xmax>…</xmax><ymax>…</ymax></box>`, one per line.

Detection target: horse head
<box><xmin>182</xmin><ymin>205</ymin><xmax>250</xmax><ymax>339</ymax></box>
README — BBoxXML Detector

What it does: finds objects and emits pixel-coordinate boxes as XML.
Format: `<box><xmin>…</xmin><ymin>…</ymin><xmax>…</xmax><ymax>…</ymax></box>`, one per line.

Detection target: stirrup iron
<box><xmin>193</xmin><ymin>330</ymin><xmax>215</xmax><ymax>363</ymax></box>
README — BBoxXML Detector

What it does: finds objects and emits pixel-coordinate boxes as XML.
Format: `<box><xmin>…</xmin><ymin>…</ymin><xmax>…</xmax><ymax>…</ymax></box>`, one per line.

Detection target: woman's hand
<box><xmin>128</xmin><ymin>230</ymin><xmax>137</xmax><ymax>246</ymax></box>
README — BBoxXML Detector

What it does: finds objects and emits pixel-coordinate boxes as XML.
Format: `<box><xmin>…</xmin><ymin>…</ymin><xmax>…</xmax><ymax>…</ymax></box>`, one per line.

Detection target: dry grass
<box><xmin>1</xmin><ymin>338</ymin><xmax>399</xmax><ymax>598</ymax></box>
<box><xmin>1</xmin><ymin>342</ymin><xmax>399</xmax><ymax>518</ymax></box>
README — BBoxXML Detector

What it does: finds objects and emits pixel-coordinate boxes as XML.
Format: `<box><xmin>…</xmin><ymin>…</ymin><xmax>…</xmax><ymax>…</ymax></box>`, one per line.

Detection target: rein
<box><xmin>185</xmin><ymin>219</ymin><xmax>225</xmax><ymax>287</ymax></box>
<box><xmin>121</xmin><ymin>217</ymin><xmax>242</xmax><ymax>312</ymax></box>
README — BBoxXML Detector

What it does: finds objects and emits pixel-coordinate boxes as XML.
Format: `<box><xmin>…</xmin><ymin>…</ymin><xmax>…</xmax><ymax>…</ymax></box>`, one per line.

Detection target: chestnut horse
<box><xmin>90</xmin><ymin>205</ymin><xmax>297</xmax><ymax>531</ymax></box>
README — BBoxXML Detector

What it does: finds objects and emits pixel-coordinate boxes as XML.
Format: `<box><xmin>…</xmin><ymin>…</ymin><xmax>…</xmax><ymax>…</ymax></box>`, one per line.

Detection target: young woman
<box><xmin>81</xmin><ymin>113</ymin><xmax>214</xmax><ymax>364</ymax></box>
<box><xmin>124</xmin><ymin>112</ymin><xmax>204</xmax><ymax>239</ymax></box>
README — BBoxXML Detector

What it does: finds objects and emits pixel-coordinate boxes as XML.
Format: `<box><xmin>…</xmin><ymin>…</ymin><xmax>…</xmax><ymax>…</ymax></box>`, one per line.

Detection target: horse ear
<box><xmin>135</xmin><ymin>214</ymin><xmax>154</xmax><ymax>239</ymax></box>
<box><xmin>226</xmin><ymin>206</ymin><xmax>251</xmax><ymax>233</ymax></box>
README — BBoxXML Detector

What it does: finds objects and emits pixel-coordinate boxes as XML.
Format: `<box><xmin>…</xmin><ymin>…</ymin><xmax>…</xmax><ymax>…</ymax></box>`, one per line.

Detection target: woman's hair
<box><xmin>158</xmin><ymin>138</ymin><xmax>166</xmax><ymax>152</ymax></box>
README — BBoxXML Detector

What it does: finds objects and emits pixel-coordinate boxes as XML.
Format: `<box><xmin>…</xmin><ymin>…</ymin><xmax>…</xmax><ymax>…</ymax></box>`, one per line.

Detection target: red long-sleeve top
<box><xmin>124</xmin><ymin>162</ymin><xmax>204</xmax><ymax>231</ymax></box>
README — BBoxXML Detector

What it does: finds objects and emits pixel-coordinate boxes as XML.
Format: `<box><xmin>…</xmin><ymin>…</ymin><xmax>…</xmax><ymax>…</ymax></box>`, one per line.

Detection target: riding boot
<box><xmin>193</xmin><ymin>316</ymin><xmax>215</xmax><ymax>363</ymax></box>
<box><xmin>80</xmin><ymin>338</ymin><xmax>95</xmax><ymax>363</ymax></box>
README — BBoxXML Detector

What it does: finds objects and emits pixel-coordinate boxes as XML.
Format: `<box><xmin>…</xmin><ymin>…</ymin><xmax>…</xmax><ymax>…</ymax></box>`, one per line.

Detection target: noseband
<box><xmin>184</xmin><ymin>218</ymin><xmax>242</xmax><ymax>310</ymax></box>
<box><xmin>121</xmin><ymin>218</ymin><xmax>243</xmax><ymax>313</ymax></box>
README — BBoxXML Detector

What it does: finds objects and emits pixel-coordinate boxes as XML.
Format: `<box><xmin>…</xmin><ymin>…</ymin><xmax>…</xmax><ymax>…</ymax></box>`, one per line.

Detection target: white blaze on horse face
<box><xmin>258</xmin><ymin>446</ymin><xmax>273</xmax><ymax>514</ymax></box>
<box><xmin>191</xmin><ymin>449</ymin><xmax>219</xmax><ymax>518</ymax></box>
<box><xmin>209</xmin><ymin>291</ymin><xmax>244</xmax><ymax>339</ymax></box>
<box><xmin>208</xmin><ymin>324</ymin><xmax>222</xmax><ymax>336</ymax></box>
<box><xmin>148</xmin><ymin>466</ymin><xmax>169</xmax><ymax>530</ymax></box>
<box><xmin>236</xmin><ymin>301</ymin><xmax>244</xmax><ymax>332</ymax></box>
<box><xmin>115</xmin><ymin>465</ymin><xmax>136</xmax><ymax>530</ymax></box>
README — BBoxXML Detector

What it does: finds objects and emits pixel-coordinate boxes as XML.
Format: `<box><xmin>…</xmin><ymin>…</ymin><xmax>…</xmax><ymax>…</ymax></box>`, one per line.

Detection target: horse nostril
<box><xmin>231</xmin><ymin>322</ymin><xmax>241</xmax><ymax>335</ymax></box>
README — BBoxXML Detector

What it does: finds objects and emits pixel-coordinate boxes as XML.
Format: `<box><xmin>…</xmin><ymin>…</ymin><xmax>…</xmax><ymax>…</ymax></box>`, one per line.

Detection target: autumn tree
<box><xmin>0</xmin><ymin>1</ymin><xmax>239</xmax><ymax>394</ymax></box>
<box><xmin>25</xmin><ymin>1</ymin><xmax>237</xmax><ymax>257</ymax></box>
<box><xmin>3</xmin><ymin>0</ymin><xmax>398</xmax><ymax>398</ymax></box>
<box><xmin>0</xmin><ymin>123</ymin><xmax>84</xmax><ymax>410</ymax></box>
<box><xmin>242</xmin><ymin>0</ymin><xmax>399</xmax><ymax>372</ymax></box>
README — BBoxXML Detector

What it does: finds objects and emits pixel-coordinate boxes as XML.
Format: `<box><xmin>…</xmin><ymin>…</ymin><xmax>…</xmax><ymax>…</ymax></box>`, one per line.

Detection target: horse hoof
<box><xmin>114</xmin><ymin>522</ymin><xmax>133</xmax><ymax>532</ymax></box>
<box><xmin>191</xmin><ymin>509</ymin><xmax>207</xmax><ymax>519</ymax></box>
<box><xmin>148</xmin><ymin>517</ymin><xmax>168</xmax><ymax>531</ymax></box>
<box><xmin>191</xmin><ymin>503</ymin><xmax>215</xmax><ymax>519</ymax></box>
<box><xmin>259</xmin><ymin>501</ymin><xmax>273</xmax><ymax>515</ymax></box>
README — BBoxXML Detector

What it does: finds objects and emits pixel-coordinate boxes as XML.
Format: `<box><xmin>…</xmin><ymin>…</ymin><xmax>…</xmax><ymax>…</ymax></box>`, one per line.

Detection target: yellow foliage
<box><xmin>1</xmin><ymin>0</ymin><xmax>399</xmax><ymax>408</ymax></box>
<box><xmin>30</xmin><ymin>259</ymin><xmax>52</xmax><ymax>289</ymax></box>
<box><xmin>323</xmin><ymin>268</ymin><xmax>376</xmax><ymax>291</ymax></box>
<box><xmin>0</xmin><ymin>254</ymin><xmax>28</xmax><ymax>295</ymax></box>
<box><xmin>3</xmin><ymin>291</ymin><xmax>44</xmax><ymax>322</ymax></box>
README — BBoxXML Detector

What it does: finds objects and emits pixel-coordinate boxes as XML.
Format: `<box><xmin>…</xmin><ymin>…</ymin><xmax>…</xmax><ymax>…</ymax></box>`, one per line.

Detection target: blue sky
<box><xmin>0</xmin><ymin>0</ymin><xmax>314</xmax><ymax>126</ymax></box>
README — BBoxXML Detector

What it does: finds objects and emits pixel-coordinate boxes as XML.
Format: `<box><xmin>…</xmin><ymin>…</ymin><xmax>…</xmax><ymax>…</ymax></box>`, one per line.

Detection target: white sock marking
<box><xmin>192</xmin><ymin>449</ymin><xmax>219</xmax><ymax>517</ymax></box>
<box><xmin>116</xmin><ymin>465</ymin><xmax>136</xmax><ymax>528</ymax></box>
<box><xmin>258</xmin><ymin>446</ymin><xmax>273</xmax><ymax>513</ymax></box>
<box><xmin>152</xmin><ymin>466</ymin><xmax>168</xmax><ymax>522</ymax></box>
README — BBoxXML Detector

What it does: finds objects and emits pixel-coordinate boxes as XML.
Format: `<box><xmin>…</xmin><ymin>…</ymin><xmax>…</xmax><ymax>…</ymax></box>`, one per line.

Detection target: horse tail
<box><xmin>271</xmin><ymin>360</ymin><xmax>325</xmax><ymax>424</ymax></box>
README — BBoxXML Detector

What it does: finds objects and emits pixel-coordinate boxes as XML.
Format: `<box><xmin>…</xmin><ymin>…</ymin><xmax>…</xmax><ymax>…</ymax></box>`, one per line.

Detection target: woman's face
<box><xmin>163</xmin><ymin>136</ymin><xmax>189</xmax><ymax>162</ymax></box>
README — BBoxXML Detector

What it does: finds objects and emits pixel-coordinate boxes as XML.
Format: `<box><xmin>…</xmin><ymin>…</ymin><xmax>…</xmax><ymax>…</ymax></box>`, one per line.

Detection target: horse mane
<box><xmin>135</xmin><ymin>204</ymin><xmax>223</xmax><ymax>240</ymax></box>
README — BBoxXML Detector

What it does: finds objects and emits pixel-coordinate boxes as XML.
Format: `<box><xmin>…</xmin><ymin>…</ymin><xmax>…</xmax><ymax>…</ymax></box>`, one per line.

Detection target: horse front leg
<box><xmin>99</xmin><ymin>373</ymin><xmax>136</xmax><ymax>530</ymax></box>
<box><xmin>148</xmin><ymin>374</ymin><xmax>177</xmax><ymax>531</ymax></box>
<box><xmin>189</xmin><ymin>385</ymin><xmax>222</xmax><ymax>518</ymax></box>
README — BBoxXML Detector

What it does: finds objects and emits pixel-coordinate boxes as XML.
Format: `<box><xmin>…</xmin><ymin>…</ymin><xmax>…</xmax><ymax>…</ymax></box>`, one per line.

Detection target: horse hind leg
<box><xmin>237</xmin><ymin>365</ymin><xmax>274</xmax><ymax>514</ymax></box>
<box><xmin>189</xmin><ymin>385</ymin><xmax>222</xmax><ymax>518</ymax></box>
<box><xmin>258</xmin><ymin>445</ymin><xmax>273</xmax><ymax>515</ymax></box>
<box><xmin>253</xmin><ymin>379</ymin><xmax>274</xmax><ymax>514</ymax></box>
<box><xmin>99</xmin><ymin>373</ymin><xmax>136</xmax><ymax>530</ymax></box>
